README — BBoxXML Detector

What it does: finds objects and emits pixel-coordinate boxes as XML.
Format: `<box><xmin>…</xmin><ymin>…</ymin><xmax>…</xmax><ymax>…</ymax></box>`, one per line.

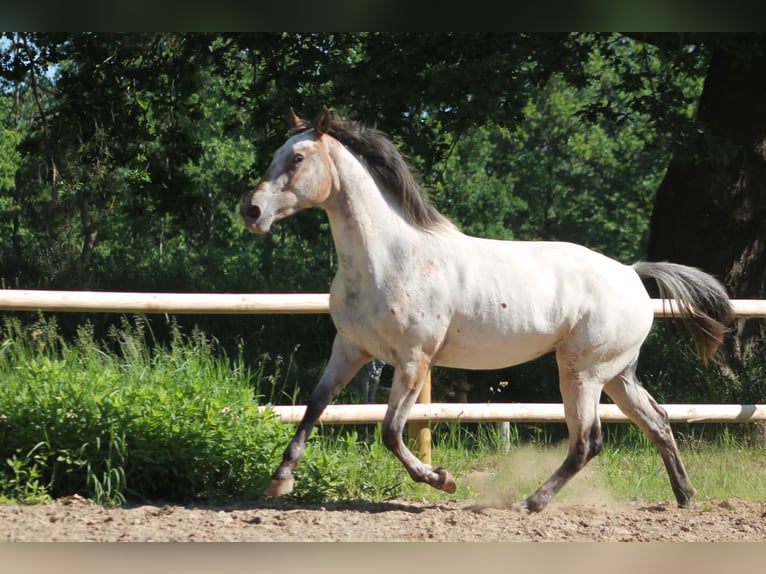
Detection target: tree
<box><xmin>637</xmin><ymin>33</ymin><xmax>766</xmax><ymax>365</ymax></box>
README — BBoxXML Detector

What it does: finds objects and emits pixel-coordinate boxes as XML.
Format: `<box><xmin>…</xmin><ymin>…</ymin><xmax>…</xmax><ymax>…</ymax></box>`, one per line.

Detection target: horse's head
<box><xmin>241</xmin><ymin>108</ymin><xmax>334</xmax><ymax>234</ymax></box>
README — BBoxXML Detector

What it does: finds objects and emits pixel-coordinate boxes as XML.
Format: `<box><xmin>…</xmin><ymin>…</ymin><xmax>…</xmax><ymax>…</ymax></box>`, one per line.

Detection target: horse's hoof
<box><xmin>512</xmin><ymin>501</ymin><xmax>532</xmax><ymax>514</ymax></box>
<box><xmin>677</xmin><ymin>487</ymin><xmax>697</xmax><ymax>508</ymax></box>
<box><xmin>265</xmin><ymin>477</ymin><xmax>294</xmax><ymax>497</ymax></box>
<box><xmin>517</xmin><ymin>494</ymin><xmax>546</xmax><ymax>513</ymax></box>
<box><xmin>434</xmin><ymin>467</ymin><xmax>457</xmax><ymax>494</ymax></box>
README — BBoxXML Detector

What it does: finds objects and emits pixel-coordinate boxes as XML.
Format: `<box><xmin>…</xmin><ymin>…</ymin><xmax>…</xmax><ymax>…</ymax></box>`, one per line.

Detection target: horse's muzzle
<box><xmin>241</xmin><ymin>202</ymin><xmax>263</xmax><ymax>232</ymax></box>
<box><xmin>242</xmin><ymin>204</ymin><xmax>261</xmax><ymax>222</ymax></box>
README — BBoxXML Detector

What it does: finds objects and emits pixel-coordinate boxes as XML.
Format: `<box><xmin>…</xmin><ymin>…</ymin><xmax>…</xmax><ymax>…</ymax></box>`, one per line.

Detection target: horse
<box><xmin>240</xmin><ymin>107</ymin><xmax>734</xmax><ymax>512</ymax></box>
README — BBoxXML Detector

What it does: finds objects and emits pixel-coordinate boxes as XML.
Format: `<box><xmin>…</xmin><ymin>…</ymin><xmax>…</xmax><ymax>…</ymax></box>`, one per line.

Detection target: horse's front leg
<box><xmin>381</xmin><ymin>353</ymin><xmax>456</xmax><ymax>493</ymax></box>
<box><xmin>266</xmin><ymin>334</ymin><xmax>369</xmax><ymax>497</ymax></box>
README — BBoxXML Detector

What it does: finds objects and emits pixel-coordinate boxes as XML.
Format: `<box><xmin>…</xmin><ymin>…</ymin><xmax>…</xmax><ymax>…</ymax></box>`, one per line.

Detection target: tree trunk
<box><xmin>647</xmin><ymin>39</ymin><xmax>766</xmax><ymax>364</ymax></box>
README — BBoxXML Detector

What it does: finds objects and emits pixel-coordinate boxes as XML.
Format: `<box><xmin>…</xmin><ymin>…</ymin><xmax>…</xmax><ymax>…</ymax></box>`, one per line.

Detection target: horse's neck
<box><xmin>323</xmin><ymin>142</ymin><xmax>421</xmax><ymax>277</ymax></box>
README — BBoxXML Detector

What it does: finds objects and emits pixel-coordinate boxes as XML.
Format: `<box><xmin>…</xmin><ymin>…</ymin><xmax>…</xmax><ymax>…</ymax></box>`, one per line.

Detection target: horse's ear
<box><xmin>313</xmin><ymin>106</ymin><xmax>332</xmax><ymax>135</ymax></box>
<box><xmin>288</xmin><ymin>107</ymin><xmax>304</xmax><ymax>129</ymax></box>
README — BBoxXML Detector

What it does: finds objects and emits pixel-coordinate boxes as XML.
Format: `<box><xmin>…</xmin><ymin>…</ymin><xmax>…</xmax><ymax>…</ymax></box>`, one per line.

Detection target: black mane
<box><xmin>303</xmin><ymin>114</ymin><xmax>452</xmax><ymax>230</ymax></box>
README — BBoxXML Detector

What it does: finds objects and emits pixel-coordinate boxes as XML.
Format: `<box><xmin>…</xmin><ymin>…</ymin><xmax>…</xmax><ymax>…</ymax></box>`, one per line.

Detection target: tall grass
<box><xmin>0</xmin><ymin>315</ymin><xmax>296</xmax><ymax>505</ymax></box>
<box><xmin>596</xmin><ymin>426</ymin><xmax>766</xmax><ymax>504</ymax></box>
<box><xmin>1</xmin><ymin>315</ymin><xmax>765</xmax><ymax>507</ymax></box>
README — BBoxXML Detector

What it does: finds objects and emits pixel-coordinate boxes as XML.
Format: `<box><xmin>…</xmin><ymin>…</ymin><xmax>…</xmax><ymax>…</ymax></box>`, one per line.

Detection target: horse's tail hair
<box><xmin>633</xmin><ymin>261</ymin><xmax>735</xmax><ymax>366</ymax></box>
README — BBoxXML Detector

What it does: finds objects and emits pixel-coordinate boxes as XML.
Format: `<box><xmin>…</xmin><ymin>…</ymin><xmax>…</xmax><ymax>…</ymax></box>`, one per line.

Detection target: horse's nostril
<box><xmin>245</xmin><ymin>205</ymin><xmax>261</xmax><ymax>221</ymax></box>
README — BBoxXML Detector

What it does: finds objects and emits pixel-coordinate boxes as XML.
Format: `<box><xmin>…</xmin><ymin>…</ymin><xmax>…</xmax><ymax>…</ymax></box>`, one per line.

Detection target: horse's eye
<box><xmin>293</xmin><ymin>153</ymin><xmax>304</xmax><ymax>165</ymax></box>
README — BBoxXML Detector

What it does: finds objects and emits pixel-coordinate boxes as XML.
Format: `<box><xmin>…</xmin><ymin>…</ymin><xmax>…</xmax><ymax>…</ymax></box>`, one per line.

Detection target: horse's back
<box><xmin>433</xmin><ymin>236</ymin><xmax>654</xmax><ymax>369</ymax></box>
<box><xmin>450</xmin><ymin>237</ymin><xmax>649</xmax><ymax>319</ymax></box>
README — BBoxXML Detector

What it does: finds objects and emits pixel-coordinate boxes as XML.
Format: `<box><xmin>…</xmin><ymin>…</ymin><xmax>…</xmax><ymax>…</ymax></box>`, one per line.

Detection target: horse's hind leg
<box><xmin>520</xmin><ymin>359</ymin><xmax>605</xmax><ymax>513</ymax></box>
<box><xmin>381</xmin><ymin>353</ymin><xmax>456</xmax><ymax>493</ymax></box>
<box><xmin>266</xmin><ymin>334</ymin><xmax>369</xmax><ymax>497</ymax></box>
<box><xmin>604</xmin><ymin>360</ymin><xmax>696</xmax><ymax>507</ymax></box>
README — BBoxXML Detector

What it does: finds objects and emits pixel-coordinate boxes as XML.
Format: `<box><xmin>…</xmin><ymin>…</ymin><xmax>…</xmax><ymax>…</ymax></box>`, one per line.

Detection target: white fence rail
<box><xmin>2</xmin><ymin>289</ymin><xmax>766</xmax><ymax>317</ymax></box>
<box><xmin>264</xmin><ymin>402</ymin><xmax>766</xmax><ymax>424</ymax></box>
<box><xmin>0</xmin><ymin>290</ymin><xmax>331</xmax><ymax>315</ymax></box>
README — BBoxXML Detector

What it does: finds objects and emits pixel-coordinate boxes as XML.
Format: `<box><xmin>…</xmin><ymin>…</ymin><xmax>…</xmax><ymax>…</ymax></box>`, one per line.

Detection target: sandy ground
<box><xmin>2</xmin><ymin>493</ymin><xmax>766</xmax><ymax>542</ymax></box>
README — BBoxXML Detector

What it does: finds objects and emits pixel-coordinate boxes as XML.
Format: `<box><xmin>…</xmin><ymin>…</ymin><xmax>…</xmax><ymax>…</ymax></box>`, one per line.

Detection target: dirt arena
<box><xmin>2</xmin><ymin>493</ymin><xmax>765</xmax><ymax>542</ymax></box>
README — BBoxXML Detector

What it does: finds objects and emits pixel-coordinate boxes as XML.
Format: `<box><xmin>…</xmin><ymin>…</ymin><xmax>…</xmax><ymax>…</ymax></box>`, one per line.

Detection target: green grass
<box><xmin>299</xmin><ymin>420</ymin><xmax>766</xmax><ymax>507</ymax></box>
<box><xmin>1</xmin><ymin>314</ymin><xmax>765</xmax><ymax>507</ymax></box>
<box><xmin>0</xmin><ymin>315</ymin><xmax>296</xmax><ymax>505</ymax></box>
<box><xmin>596</xmin><ymin>430</ymin><xmax>766</xmax><ymax>504</ymax></box>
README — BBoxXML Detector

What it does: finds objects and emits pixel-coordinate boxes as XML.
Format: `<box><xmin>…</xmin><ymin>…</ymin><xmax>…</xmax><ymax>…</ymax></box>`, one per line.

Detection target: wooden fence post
<box><xmin>408</xmin><ymin>370</ymin><xmax>432</xmax><ymax>464</ymax></box>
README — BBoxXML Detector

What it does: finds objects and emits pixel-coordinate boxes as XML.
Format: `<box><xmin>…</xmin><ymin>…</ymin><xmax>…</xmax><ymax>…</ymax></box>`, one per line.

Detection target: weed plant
<box><xmin>0</xmin><ymin>315</ymin><xmax>300</xmax><ymax>505</ymax></box>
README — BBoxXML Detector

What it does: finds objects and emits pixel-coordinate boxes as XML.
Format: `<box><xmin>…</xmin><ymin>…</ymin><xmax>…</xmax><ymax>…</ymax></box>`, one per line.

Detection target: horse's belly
<box><xmin>434</xmin><ymin>331</ymin><xmax>560</xmax><ymax>370</ymax></box>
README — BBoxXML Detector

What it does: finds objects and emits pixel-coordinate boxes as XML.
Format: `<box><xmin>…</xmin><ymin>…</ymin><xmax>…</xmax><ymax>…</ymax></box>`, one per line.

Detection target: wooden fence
<box><xmin>2</xmin><ymin>289</ymin><xmax>766</xmax><ymax>462</ymax></box>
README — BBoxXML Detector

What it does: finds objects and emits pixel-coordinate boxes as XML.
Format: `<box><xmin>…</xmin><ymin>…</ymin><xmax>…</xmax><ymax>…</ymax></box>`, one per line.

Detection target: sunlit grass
<box><xmin>303</xmin><ymin>420</ymin><xmax>766</xmax><ymax>508</ymax></box>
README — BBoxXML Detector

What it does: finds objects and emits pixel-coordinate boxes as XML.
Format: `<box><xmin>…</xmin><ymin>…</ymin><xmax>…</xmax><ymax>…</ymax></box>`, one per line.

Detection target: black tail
<box><xmin>633</xmin><ymin>261</ymin><xmax>735</xmax><ymax>366</ymax></box>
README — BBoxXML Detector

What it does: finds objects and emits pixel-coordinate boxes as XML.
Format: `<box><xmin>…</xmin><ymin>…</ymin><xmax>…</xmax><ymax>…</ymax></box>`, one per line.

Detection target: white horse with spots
<box><xmin>241</xmin><ymin>108</ymin><xmax>733</xmax><ymax>512</ymax></box>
